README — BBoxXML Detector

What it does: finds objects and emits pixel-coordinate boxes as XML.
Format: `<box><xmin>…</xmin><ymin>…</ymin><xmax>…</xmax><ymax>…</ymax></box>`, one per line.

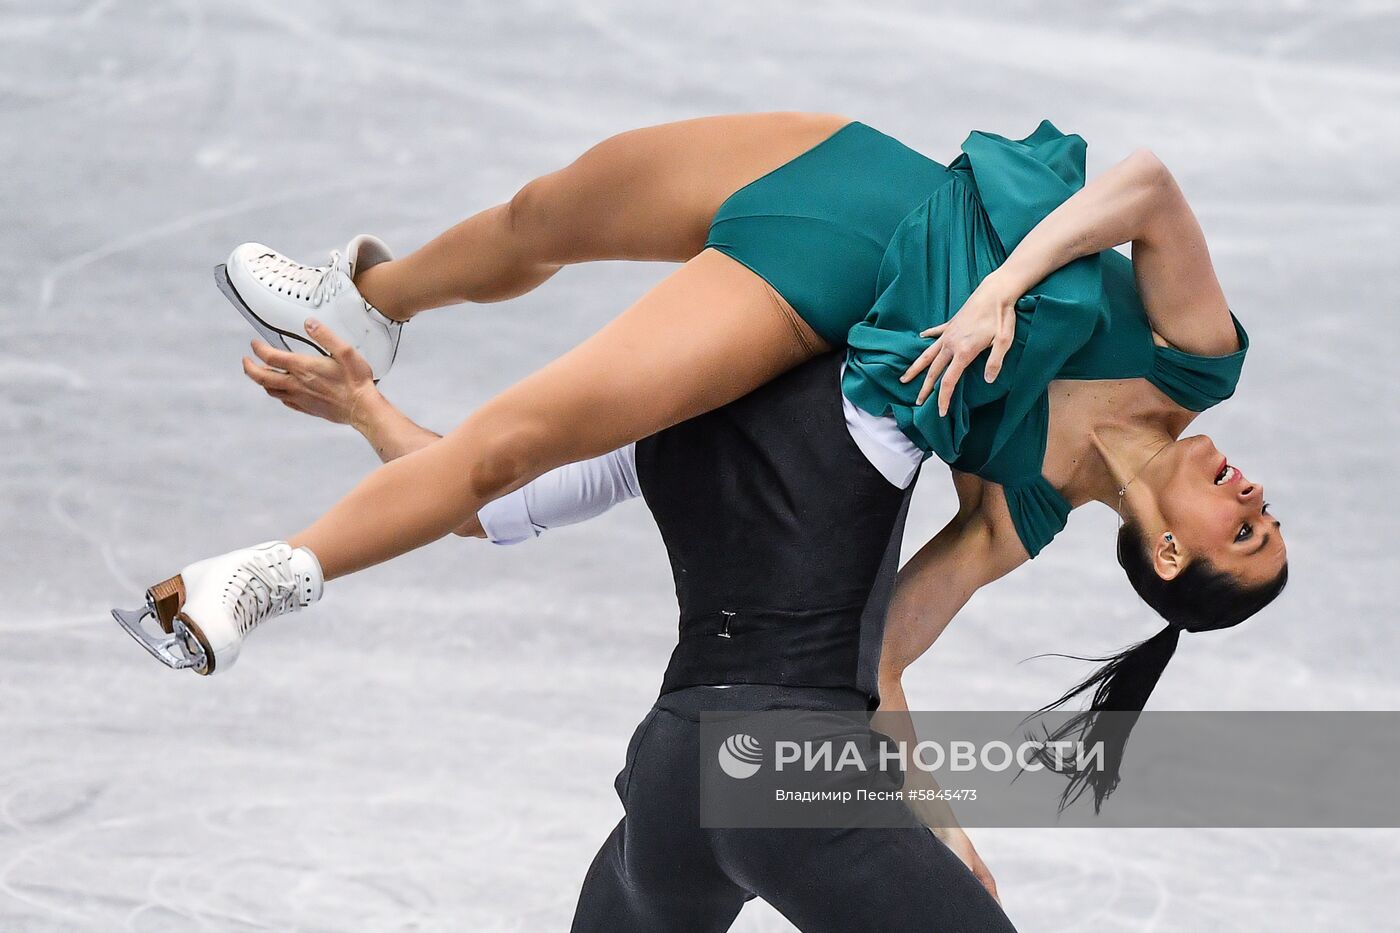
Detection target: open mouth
<box><xmin>1214</xmin><ymin>459</ymin><xmax>1239</xmax><ymax>486</ymax></box>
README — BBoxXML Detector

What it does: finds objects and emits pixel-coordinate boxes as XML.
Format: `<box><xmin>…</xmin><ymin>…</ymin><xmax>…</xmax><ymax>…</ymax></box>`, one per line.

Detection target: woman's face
<box><xmin>1138</xmin><ymin>434</ymin><xmax>1286</xmax><ymax>586</ymax></box>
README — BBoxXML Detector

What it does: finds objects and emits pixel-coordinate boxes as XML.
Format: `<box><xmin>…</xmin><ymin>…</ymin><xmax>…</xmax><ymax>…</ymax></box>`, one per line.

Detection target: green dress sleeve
<box><xmin>1001</xmin><ymin>476</ymin><xmax>1072</xmax><ymax>559</ymax></box>
<box><xmin>1149</xmin><ymin>313</ymin><xmax>1250</xmax><ymax>411</ymax></box>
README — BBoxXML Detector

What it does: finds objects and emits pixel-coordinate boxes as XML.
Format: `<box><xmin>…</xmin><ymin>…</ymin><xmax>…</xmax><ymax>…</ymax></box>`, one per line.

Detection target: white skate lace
<box><xmin>256</xmin><ymin>250</ymin><xmax>351</xmax><ymax>307</ymax></box>
<box><xmin>224</xmin><ymin>554</ymin><xmax>302</xmax><ymax>636</ymax></box>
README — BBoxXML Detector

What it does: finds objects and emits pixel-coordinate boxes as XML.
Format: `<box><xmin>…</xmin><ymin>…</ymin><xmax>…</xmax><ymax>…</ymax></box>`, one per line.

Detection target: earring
<box><xmin>1164</xmin><ymin>533</ymin><xmax>1174</xmax><ymax>543</ymax></box>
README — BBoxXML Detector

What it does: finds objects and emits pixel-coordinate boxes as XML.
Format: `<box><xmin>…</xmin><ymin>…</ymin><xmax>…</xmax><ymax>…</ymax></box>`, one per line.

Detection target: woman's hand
<box><xmin>936</xmin><ymin>825</ymin><xmax>1001</xmax><ymax>905</ymax></box>
<box><xmin>903</xmin><ymin>788</ymin><xmax>1002</xmax><ymax>904</ymax></box>
<box><xmin>899</xmin><ymin>272</ymin><xmax>1019</xmax><ymax>417</ymax></box>
<box><xmin>242</xmin><ymin>319</ymin><xmax>378</xmax><ymax>428</ymax></box>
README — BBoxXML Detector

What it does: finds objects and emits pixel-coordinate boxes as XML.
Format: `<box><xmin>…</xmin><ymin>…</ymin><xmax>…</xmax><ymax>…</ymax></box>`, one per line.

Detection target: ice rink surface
<box><xmin>3</xmin><ymin>0</ymin><xmax>1398</xmax><ymax>929</ymax></box>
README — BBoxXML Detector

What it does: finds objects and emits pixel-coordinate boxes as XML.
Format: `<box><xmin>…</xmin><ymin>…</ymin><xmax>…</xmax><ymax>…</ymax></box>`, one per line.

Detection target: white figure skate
<box><xmin>112</xmin><ymin>542</ymin><xmax>323</xmax><ymax>675</ymax></box>
<box><xmin>215</xmin><ymin>235</ymin><xmax>403</xmax><ymax>380</ymax></box>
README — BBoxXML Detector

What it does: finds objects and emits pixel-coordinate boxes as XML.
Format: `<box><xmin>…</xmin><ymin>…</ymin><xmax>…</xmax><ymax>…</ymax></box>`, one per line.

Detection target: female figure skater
<box><xmin>116</xmin><ymin>113</ymin><xmax>1287</xmax><ymax>784</ymax></box>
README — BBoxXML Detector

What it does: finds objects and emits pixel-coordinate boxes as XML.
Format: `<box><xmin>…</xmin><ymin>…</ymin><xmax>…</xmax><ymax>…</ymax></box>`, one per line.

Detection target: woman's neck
<box><xmin>1045</xmin><ymin>380</ymin><xmax>1188</xmax><ymax>508</ymax></box>
<box><xmin>1084</xmin><ymin>422</ymin><xmax>1176</xmax><ymax>507</ymax></box>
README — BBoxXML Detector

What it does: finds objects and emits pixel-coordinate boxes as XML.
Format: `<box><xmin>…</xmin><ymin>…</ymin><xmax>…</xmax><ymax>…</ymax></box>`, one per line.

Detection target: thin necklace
<box><xmin>1115</xmin><ymin>440</ymin><xmax>1172</xmax><ymax>526</ymax></box>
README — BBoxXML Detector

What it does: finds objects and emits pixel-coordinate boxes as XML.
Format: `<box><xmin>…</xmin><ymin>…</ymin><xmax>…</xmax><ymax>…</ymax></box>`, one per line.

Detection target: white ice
<box><xmin>2</xmin><ymin>1</ymin><xmax>1398</xmax><ymax>930</ymax></box>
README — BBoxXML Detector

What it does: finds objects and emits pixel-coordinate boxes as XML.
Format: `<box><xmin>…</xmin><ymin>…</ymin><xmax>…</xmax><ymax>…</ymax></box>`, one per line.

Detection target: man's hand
<box><xmin>241</xmin><ymin>319</ymin><xmax>378</xmax><ymax>428</ymax></box>
<box><xmin>238</xmin><ymin>319</ymin><xmax>483</xmax><ymax>535</ymax></box>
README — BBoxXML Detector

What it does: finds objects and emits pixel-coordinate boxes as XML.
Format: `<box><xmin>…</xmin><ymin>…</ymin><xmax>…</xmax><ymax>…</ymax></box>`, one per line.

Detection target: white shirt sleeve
<box><xmin>839</xmin><ymin>361</ymin><xmax>925</xmax><ymax>489</ymax></box>
<box><xmin>476</xmin><ymin>443</ymin><xmax>641</xmax><ymax>545</ymax></box>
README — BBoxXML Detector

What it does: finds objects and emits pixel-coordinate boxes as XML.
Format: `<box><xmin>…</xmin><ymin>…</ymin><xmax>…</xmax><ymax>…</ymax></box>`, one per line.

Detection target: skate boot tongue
<box><xmin>345</xmin><ymin>234</ymin><xmax>394</xmax><ymax>278</ymax></box>
<box><xmin>307</xmin><ymin>251</ymin><xmax>351</xmax><ymax>307</ymax></box>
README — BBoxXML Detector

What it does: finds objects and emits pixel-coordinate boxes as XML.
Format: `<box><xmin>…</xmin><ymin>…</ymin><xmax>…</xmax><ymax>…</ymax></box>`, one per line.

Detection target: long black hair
<box><xmin>1025</xmin><ymin>520</ymin><xmax>1289</xmax><ymax>812</ymax></box>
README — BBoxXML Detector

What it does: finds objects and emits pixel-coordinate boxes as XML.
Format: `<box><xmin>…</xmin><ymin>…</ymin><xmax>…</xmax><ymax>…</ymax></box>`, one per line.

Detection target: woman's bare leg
<box><xmin>353</xmin><ymin>112</ymin><xmax>852</xmax><ymax>319</ymax></box>
<box><xmin>282</xmin><ymin>112</ymin><xmax>854</xmax><ymax>578</ymax></box>
<box><xmin>290</xmin><ymin>248</ymin><xmax>828</xmax><ymax>579</ymax></box>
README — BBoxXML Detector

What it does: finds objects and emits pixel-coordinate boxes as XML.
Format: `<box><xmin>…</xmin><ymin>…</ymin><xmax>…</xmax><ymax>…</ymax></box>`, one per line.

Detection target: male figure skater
<box><xmin>234</xmin><ymin>325</ymin><xmax>1014</xmax><ymax>931</ymax></box>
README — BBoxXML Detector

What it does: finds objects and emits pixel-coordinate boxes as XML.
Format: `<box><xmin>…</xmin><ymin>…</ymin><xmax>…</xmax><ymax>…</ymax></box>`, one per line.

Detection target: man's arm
<box><xmin>350</xmin><ymin>391</ymin><xmax>443</xmax><ymax>464</ymax></box>
<box><xmin>242</xmin><ymin>323</ymin><xmax>639</xmax><ymax>540</ymax></box>
<box><xmin>475</xmin><ymin>444</ymin><xmax>639</xmax><ymax>545</ymax></box>
<box><xmin>242</xmin><ymin>324</ymin><xmax>443</xmax><ymax>462</ymax></box>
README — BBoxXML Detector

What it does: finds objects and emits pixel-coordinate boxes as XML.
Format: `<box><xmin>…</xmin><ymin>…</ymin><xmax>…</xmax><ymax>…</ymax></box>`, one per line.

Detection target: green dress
<box><xmin>841</xmin><ymin>121</ymin><xmax>1250</xmax><ymax>557</ymax></box>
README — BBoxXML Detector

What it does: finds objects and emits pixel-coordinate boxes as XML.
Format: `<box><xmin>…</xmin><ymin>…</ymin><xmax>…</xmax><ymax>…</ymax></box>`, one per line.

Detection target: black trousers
<box><xmin>570</xmin><ymin>686</ymin><xmax>1017</xmax><ymax>932</ymax></box>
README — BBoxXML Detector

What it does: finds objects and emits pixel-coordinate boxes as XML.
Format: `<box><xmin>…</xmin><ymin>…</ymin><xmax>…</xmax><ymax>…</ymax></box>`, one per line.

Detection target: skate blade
<box><xmin>214</xmin><ymin>263</ymin><xmax>327</xmax><ymax>359</ymax></box>
<box><xmin>112</xmin><ymin>602</ymin><xmax>206</xmax><ymax>672</ymax></box>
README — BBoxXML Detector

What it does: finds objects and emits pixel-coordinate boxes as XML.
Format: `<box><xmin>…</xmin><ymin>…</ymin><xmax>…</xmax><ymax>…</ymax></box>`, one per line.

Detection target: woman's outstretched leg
<box><xmin>216</xmin><ymin>112</ymin><xmax>847</xmax><ymax>379</ymax></box>
<box><xmin>349</xmin><ymin>112</ymin><xmax>853</xmax><ymax>319</ymax></box>
<box><xmin>290</xmin><ymin>247</ymin><xmax>826</xmax><ymax>578</ymax></box>
<box><xmin>117</xmin><ymin>112</ymin><xmax>852</xmax><ymax>673</ymax></box>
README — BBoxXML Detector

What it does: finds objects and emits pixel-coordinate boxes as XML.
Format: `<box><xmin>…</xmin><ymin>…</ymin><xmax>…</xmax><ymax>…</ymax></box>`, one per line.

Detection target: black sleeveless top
<box><xmin>635</xmin><ymin>353</ymin><xmax>916</xmax><ymax>706</ymax></box>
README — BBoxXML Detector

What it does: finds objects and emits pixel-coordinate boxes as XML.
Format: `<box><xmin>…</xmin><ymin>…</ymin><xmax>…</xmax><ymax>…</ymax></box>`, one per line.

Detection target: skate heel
<box><xmin>146</xmin><ymin>575</ymin><xmax>186</xmax><ymax>634</ymax></box>
<box><xmin>113</xmin><ymin>573</ymin><xmax>205</xmax><ymax>673</ymax></box>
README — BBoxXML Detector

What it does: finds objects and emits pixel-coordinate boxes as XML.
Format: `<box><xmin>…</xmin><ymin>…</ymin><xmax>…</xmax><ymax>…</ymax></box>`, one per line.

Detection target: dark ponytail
<box><xmin>1024</xmin><ymin>521</ymin><xmax>1289</xmax><ymax>813</ymax></box>
<box><xmin>1024</xmin><ymin>624</ymin><xmax>1182</xmax><ymax>812</ymax></box>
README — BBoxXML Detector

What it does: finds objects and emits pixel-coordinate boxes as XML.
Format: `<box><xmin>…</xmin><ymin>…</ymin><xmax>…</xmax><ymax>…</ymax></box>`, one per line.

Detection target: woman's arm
<box><xmin>994</xmin><ymin>148</ymin><xmax>1235</xmax><ymax>355</ymax></box>
<box><xmin>870</xmin><ymin>476</ymin><xmax>1026</xmax><ymax>902</ymax></box>
<box><xmin>904</xmin><ymin>148</ymin><xmax>1238</xmax><ymax>412</ymax></box>
<box><xmin>877</xmin><ymin>476</ymin><xmax>1028</xmax><ymax>696</ymax></box>
<box><xmin>873</xmin><ymin>477</ymin><xmax>1025</xmax><ymax>795</ymax></box>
